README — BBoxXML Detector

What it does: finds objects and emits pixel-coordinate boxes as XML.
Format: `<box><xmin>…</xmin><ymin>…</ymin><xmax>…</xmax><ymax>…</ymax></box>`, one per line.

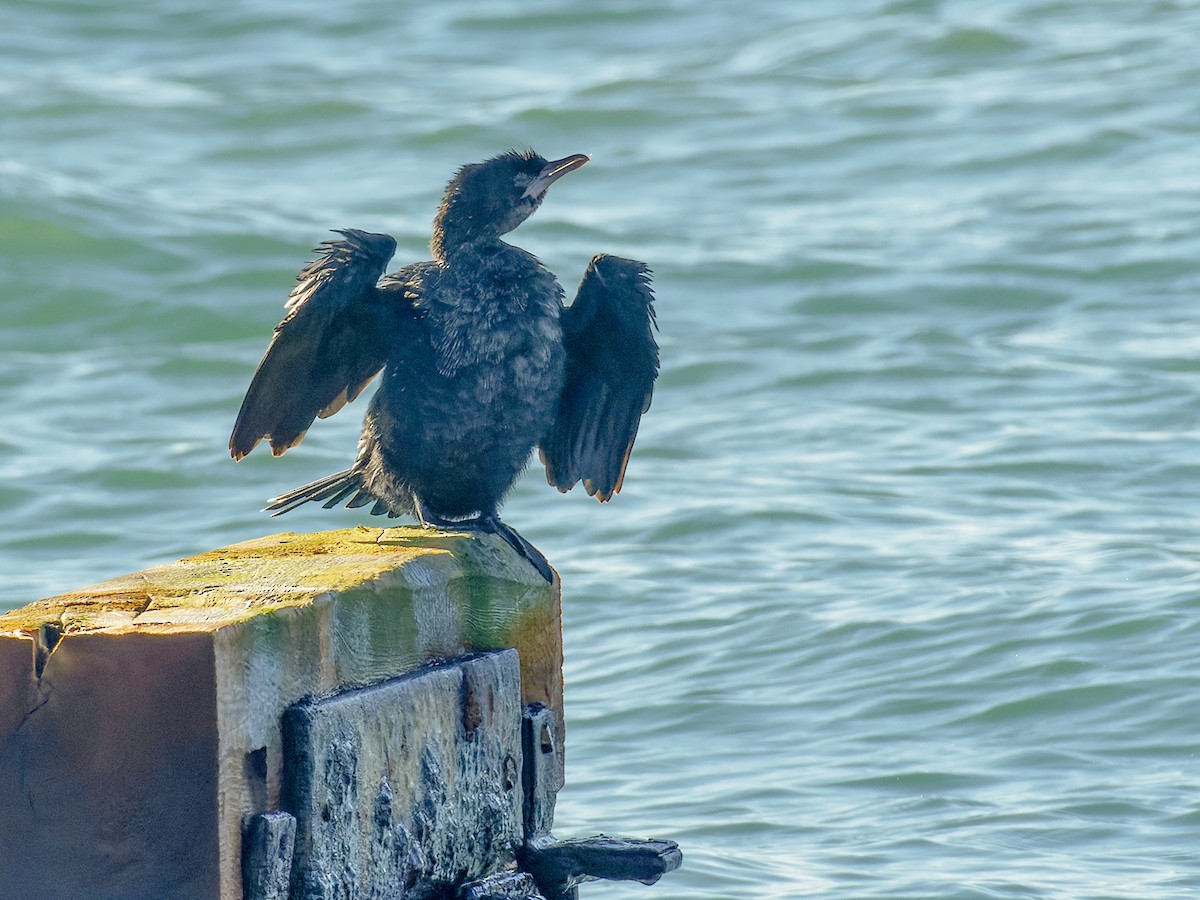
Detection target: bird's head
<box><xmin>432</xmin><ymin>149</ymin><xmax>589</xmax><ymax>259</ymax></box>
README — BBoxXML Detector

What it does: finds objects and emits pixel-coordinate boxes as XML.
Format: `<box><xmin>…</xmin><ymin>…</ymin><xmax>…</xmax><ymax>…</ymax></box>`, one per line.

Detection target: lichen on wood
<box><xmin>0</xmin><ymin>527</ymin><xmax>563</xmax><ymax>900</ymax></box>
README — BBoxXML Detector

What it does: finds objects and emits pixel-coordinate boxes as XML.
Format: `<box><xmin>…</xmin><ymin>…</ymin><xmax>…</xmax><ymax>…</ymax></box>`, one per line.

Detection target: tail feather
<box><xmin>345</xmin><ymin>488</ymin><xmax>375</xmax><ymax>509</ymax></box>
<box><xmin>320</xmin><ymin>481</ymin><xmax>361</xmax><ymax>509</ymax></box>
<box><xmin>264</xmin><ymin>468</ymin><xmax>375</xmax><ymax>516</ymax></box>
<box><xmin>369</xmin><ymin>498</ymin><xmax>396</xmax><ymax>517</ymax></box>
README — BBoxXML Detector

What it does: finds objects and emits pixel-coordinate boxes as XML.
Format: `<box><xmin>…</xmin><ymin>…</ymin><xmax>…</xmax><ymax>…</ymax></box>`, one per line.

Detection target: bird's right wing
<box><xmin>540</xmin><ymin>254</ymin><xmax>659</xmax><ymax>501</ymax></box>
<box><xmin>229</xmin><ymin>229</ymin><xmax>399</xmax><ymax>460</ymax></box>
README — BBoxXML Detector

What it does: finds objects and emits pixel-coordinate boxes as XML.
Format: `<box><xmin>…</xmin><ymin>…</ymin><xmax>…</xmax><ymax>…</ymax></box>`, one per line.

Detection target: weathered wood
<box><xmin>463</xmin><ymin>869</ymin><xmax>549</xmax><ymax>900</ymax></box>
<box><xmin>242</xmin><ymin>812</ymin><xmax>296</xmax><ymax>900</ymax></box>
<box><xmin>522</xmin><ymin>703</ymin><xmax>563</xmax><ymax>838</ymax></box>
<box><xmin>0</xmin><ymin>528</ymin><xmax>563</xmax><ymax>900</ymax></box>
<box><xmin>282</xmin><ymin>651</ymin><xmax>523</xmax><ymax>899</ymax></box>
<box><xmin>519</xmin><ymin>835</ymin><xmax>683</xmax><ymax>897</ymax></box>
<box><xmin>515</xmin><ymin>698</ymin><xmax>681</xmax><ymax>899</ymax></box>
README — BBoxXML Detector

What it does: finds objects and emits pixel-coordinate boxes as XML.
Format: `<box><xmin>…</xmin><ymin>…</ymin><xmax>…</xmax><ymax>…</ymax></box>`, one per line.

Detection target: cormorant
<box><xmin>229</xmin><ymin>150</ymin><xmax>659</xmax><ymax>581</ymax></box>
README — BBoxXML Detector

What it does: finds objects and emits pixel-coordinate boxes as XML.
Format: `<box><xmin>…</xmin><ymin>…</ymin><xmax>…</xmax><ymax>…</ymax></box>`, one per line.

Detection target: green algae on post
<box><xmin>0</xmin><ymin>527</ymin><xmax>563</xmax><ymax>900</ymax></box>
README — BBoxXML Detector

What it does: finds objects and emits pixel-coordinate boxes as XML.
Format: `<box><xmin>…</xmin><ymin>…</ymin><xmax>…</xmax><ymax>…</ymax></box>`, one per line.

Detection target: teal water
<box><xmin>4</xmin><ymin>1</ymin><xmax>1200</xmax><ymax>896</ymax></box>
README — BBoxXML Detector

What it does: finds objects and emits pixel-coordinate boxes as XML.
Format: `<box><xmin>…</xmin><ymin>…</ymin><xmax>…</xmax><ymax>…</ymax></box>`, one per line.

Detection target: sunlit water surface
<box><xmin>3</xmin><ymin>1</ymin><xmax>1200</xmax><ymax>896</ymax></box>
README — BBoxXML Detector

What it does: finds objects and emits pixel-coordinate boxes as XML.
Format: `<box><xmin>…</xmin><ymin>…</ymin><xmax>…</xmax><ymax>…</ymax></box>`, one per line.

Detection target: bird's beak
<box><xmin>521</xmin><ymin>153</ymin><xmax>590</xmax><ymax>199</ymax></box>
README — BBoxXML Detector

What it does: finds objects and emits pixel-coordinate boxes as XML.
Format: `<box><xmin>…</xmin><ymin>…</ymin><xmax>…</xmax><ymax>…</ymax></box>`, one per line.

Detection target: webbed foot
<box><xmin>414</xmin><ymin>501</ymin><xmax>554</xmax><ymax>583</ymax></box>
<box><xmin>477</xmin><ymin>518</ymin><xmax>555</xmax><ymax>583</ymax></box>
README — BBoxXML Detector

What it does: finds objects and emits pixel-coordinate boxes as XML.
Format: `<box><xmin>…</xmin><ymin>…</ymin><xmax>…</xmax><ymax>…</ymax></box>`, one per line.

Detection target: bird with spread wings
<box><xmin>229</xmin><ymin>150</ymin><xmax>659</xmax><ymax>581</ymax></box>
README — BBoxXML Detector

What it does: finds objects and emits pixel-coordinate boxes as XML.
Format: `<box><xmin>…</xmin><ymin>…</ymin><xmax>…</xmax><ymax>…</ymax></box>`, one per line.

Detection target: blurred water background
<box><xmin>3</xmin><ymin>1</ymin><xmax>1200</xmax><ymax>896</ymax></box>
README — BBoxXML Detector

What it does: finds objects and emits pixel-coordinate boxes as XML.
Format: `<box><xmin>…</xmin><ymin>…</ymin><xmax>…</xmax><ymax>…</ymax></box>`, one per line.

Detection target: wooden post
<box><xmin>0</xmin><ymin>528</ymin><xmax>563</xmax><ymax>900</ymax></box>
<box><xmin>283</xmin><ymin>650</ymin><xmax>525</xmax><ymax>898</ymax></box>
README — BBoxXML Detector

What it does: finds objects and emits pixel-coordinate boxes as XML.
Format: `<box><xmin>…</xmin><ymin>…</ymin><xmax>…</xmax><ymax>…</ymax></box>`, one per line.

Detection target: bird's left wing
<box><xmin>540</xmin><ymin>254</ymin><xmax>659</xmax><ymax>501</ymax></box>
<box><xmin>230</xmin><ymin>229</ymin><xmax>398</xmax><ymax>460</ymax></box>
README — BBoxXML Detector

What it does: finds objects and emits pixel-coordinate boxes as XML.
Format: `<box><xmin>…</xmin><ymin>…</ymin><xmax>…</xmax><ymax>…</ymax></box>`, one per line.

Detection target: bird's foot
<box><xmin>492</xmin><ymin>519</ymin><xmax>554</xmax><ymax>583</ymax></box>
<box><xmin>414</xmin><ymin>502</ymin><xmax>554</xmax><ymax>583</ymax></box>
<box><xmin>473</xmin><ymin>517</ymin><xmax>555</xmax><ymax>584</ymax></box>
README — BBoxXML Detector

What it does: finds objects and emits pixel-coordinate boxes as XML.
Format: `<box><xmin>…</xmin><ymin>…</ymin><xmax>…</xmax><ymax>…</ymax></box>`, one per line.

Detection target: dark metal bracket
<box><xmin>242</xmin><ymin>669</ymin><xmax>682</xmax><ymax>899</ymax></box>
<box><xmin>512</xmin><ymin>703</ymin><xmax>682</xmax><ymax>900</ymax></box>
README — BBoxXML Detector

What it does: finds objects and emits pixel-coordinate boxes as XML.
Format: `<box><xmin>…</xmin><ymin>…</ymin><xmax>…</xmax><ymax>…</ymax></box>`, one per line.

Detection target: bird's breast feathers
<box><xmin>419</xmin><ymin>255</ymin><xmax>565</xmax><ymax>379</ymax></box>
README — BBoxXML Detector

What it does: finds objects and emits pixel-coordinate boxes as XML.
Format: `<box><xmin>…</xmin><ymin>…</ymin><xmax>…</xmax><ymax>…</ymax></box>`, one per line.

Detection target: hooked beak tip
<box><xmin>522</xmin><ymin>153</ymin><xmax>590</xmax><ymax>199</ymax></box>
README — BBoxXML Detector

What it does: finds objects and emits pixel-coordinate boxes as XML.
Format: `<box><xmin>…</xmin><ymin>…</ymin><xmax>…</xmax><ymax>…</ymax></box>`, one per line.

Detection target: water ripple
<box><xmin>4</xmin><ymin>0</ymin><xmax>1200</xmax><ymax>895</ymax></box>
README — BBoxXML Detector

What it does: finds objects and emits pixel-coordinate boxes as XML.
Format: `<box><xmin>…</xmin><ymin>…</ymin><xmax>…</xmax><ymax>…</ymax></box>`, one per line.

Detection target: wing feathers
<box><xmin>542</xmin><ymin>254</ymin><xmax>659</xmax><ymax>501</ymax></box>
<box><xmin>229</xmin><ymin>230</ymin><xmax>398</xmax><ymax>460</ymax></box>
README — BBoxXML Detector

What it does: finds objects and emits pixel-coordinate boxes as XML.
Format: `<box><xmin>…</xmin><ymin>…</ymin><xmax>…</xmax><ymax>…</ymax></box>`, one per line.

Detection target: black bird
<box><xmin>229</xmin><ymin>150</ymin><xmax>659</xmax><ymax>581</ymax></box>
